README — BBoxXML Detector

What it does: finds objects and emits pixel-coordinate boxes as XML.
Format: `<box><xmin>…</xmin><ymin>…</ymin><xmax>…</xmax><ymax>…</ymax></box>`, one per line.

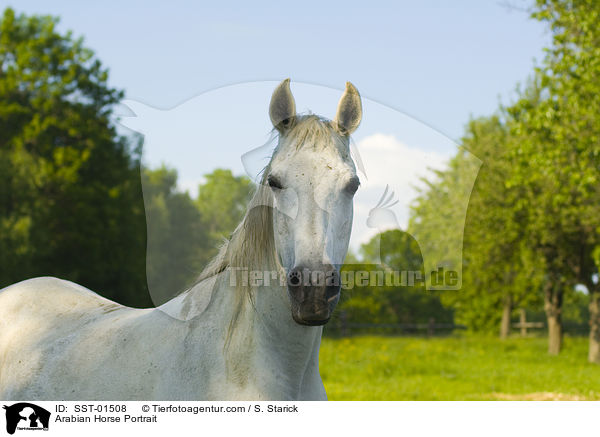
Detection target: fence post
<box><xmin>340</xmin><ymin>310</ymin><xmax>349</xmax><ymax>337</ymax></box>
<box><xmin>427</xmin><ymin>317</ymin><xmax>435</xmax><ymax>337</ymax></box>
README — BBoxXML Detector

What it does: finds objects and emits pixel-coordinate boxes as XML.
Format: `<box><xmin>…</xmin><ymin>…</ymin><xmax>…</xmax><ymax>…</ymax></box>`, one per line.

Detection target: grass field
<box><xmin>319</xmin><ymin>335</ymin><xmax>600</xmax><ymax>400</ymax></box>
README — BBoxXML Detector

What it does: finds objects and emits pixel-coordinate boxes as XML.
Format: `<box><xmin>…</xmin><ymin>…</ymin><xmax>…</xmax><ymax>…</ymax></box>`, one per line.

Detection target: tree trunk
<box><xmin>544</xmin><ymin>281</ymin><xmax>563</xmax><ymax>355</ymax></box>
<box><xmin>500</xmin><ymin>295</ymin><xmax>512</xmax><ymax>339</ymax></box>
<box><xmin>589</xmin><ymin>290</ymin><xmax>600</xmax><ymax>363</ymax></box>
<box><xmin>547</xmin><ymin>313</ymin><xmax>562</xmax><ymax>355</ymax></box>
<box><xmin>519</xmin><ymin>308</ymin><xmax>527</xmax><ymax>337</ymax></box>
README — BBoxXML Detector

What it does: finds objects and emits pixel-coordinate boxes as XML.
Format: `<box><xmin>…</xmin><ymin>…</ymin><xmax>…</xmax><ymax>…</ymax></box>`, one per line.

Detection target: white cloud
<box><xmin>350</xmin><ymin>133</ymin><xmax>451</xmax><ymax>251</ymax></box>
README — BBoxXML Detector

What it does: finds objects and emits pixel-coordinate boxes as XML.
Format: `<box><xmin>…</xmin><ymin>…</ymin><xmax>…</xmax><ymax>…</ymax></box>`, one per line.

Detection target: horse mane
<box><xmin>196</xmin><ymin>171</ymin><xmax>278</xmax><ymax>284</ymax></box>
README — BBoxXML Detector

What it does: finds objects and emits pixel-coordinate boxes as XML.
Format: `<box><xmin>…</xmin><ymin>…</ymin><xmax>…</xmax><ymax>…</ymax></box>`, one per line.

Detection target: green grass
<box><xmin>319</xmin><ymin>335</ymin><xmax>600</xmax><ymax>400</ymax></box>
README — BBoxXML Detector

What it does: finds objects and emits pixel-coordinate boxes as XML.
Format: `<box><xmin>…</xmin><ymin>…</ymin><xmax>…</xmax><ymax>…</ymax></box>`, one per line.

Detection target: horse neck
<box><xmin>218</xmin><ymin>269</ymin><xmax>323</xmax><ymax>397</ymax></box>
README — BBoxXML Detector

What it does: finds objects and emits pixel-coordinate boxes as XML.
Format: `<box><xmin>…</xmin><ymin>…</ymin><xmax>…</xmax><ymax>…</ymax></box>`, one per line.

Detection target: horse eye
<box><xmin>345</xmin><ymin>177</ymin><xmax>360</xmax><ymax>195</ymax></box>
<box><xmin>267</xmin><ymin>175</ymin><xmax>283</xmax><ymax>190</ymax></box>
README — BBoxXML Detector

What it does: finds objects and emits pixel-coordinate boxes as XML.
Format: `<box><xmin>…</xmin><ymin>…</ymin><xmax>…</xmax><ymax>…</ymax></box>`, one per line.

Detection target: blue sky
<box><xmin>4</xmin><ymin>1</ymin><xmax>550</xmax><ymax>252</ymax></box>
<box><xmin>6</xmin><ymin>0</ymin><xmax>548</xmax><ymax>141</ymax></box>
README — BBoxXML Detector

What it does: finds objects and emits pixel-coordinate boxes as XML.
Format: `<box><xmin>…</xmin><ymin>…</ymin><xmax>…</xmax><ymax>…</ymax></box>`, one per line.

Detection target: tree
<box><xmin>410</xmin><ymin>115</ymin><xmax>545</xmax><ymax>336</ymax></box>
<box><xmin>506</xmin><ymin>0</ymin><xmax>600</xmax><ymax>356</ymax></box>
<box><xmin>142</xmin><ymin>167</ymin><xmax>255</xmax><ymax>304</ymax></box>
<box><xmin>408</xmin><ymin>146</ymin><xmax>481</xmax><ymax>293</ymax></box>
<box><xmin>336</xmin><ymin>230</ymin><xmax>452</xmax><ymax>330</ymax></box>
<box><xmin>0</xmin><ymin>8</ymin><xmax>149</xmax><ymax>306</ymax></box>
<box><xmin>461</xmin><ymin>115</ymin><xmax>544</xmax><ymax>338</ymax></box>
<box><xmin>410</xmin><ymin>1</ymin><xmax>600</xmax><ymax>358</ymax></box>
<box><xmin>142</xmin><ymin>166</ymin><xmax>210</xmax><ymax>305</ymax></box>
<box><xmin>196</xmin><ymin>169</ymin><xmax>253</xmax><ymax>244</ymax></box>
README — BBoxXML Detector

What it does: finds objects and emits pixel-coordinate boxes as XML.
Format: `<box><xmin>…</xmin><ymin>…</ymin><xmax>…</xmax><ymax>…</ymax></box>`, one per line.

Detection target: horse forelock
<box><xmin>278</xmin><ymin>114</ymin><xmax>348</xmax><ymax>156</ymax></box>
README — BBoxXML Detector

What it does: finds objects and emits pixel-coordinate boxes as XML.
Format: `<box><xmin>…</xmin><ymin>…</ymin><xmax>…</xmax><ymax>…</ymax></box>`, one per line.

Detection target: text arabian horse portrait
<box><xmin>0</xmin><ymin>79</ymin><xmax>363</xmax><ymax>400</ymax></box>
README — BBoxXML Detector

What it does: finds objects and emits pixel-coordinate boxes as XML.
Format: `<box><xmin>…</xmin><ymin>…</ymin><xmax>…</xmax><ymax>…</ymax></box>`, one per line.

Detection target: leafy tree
<box><xmin>142</xmin><ymin>166</ymin><xmax>211</xmax><ymax>305</ymax></box>
<box><xmin>196</xmin><ymin>169</ymin><xmax>253</xmax><ymax>243</ymax></box>
<box><xmin>410</xmin><ymin>1</ymin><xmax>600</xmax><ymax>360</ymax></box>
<box><xmin>505</xmin><ymin>0</ymin><xmax>600</xmax><ymax>356</ymax></box>
<box><xmin>409</xmin><ymin>114</ymin><xmax>545</xmax><ymax>336</ymax></box>
<box><xmin>337</xmin><ymin>230</ymin><xmax>452</xmax><ymax>330</ymax></box>
<box><xmin>142</xmin><ymin>167</ymin><xmax>255</xmax><ymax>304</ymax></box>
<box><xmin>461</xmin><ymin>115</ymin><xmax>544</xmax><ymax>336</ymax></box>
<box><xmin>0</xmin><ymin>8</ymin><xmax>149</xmax><ymax>306</ymax></box>
<box><xmin>408</xmin><ymin>146</ymin><xmax>480</xmax><ymax>292</ymax></box>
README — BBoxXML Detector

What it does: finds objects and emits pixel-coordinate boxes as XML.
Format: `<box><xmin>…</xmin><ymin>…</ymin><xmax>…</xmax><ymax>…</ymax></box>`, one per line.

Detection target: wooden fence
<box><xmin>330</xmin><ymin>312</ymin><xmax>465</xmax><ymax>337</ymax></box>
<box><xmin>328</xmin><ymin>309</ymin><xmax>588</xmax><ymax>337</ymax></box>
<box><xmin>511</xmin><ymin>309</ymin><xmax>588</xmax><ymax>336</ymax></box>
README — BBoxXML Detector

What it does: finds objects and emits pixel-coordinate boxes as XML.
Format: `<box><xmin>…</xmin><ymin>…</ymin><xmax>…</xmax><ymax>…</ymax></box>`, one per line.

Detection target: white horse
<box><xmin>0</xmin><ymin>79</ymin><xmax>362</xmax><ymax>400</ymax></box>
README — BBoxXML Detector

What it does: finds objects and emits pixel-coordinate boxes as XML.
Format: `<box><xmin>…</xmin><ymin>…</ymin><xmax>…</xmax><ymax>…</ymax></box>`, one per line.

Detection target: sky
<box><xmin>5</xmin><ymin>0</ymin><xmax>549</xmax><ymax>140</ymax></box>
<box><xmin>3</xmin><ymin>0</ymin><xmax>550</xmax><ymax>251</ymax></box>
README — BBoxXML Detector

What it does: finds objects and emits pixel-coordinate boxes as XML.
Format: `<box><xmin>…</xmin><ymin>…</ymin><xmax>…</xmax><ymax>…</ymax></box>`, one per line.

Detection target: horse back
<box><xmin>0</xmin><ymin>276</ymin><xmax>124</xmax><ymax>316</ymax></box>
<box><xmin>0</xmin><ymin>277</ymin><xmax>147</xmax><ymax>399</ymax></box>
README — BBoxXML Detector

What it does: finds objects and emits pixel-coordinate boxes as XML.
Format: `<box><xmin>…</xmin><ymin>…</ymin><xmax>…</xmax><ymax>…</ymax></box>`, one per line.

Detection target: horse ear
<box><xmin>269</xmin><ymin>78</ymin><xmax>296</xmax><ymax>132</ymax></box>
<box><xmin>333</xmin><ymin>82</ymin><xmax>362</xmax><ymax>136</ymax></box>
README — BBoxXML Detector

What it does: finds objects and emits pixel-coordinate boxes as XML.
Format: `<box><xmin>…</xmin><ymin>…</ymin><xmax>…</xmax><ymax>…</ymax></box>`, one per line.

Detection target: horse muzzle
<box><xmin>286</xmin><ymin>264</ymin><xmax>341</xmax><ymax>326</ymax></box>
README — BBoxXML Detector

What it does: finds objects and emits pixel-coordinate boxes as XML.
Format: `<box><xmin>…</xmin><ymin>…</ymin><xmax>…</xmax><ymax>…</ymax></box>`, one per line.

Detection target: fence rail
<box><xmin>512</xmin><ymin>321</ymin><xmax>588</xmax><ymax>335</ymax></box>
<box><xmin>328</xmin><ymin>311</ymin><xmax>589</xmax><ymax>337</ymax></box>
<box><xmin>331</xmin><ymin>314</ymin><xmax>466</xmax><ymax>336</ymax></box>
